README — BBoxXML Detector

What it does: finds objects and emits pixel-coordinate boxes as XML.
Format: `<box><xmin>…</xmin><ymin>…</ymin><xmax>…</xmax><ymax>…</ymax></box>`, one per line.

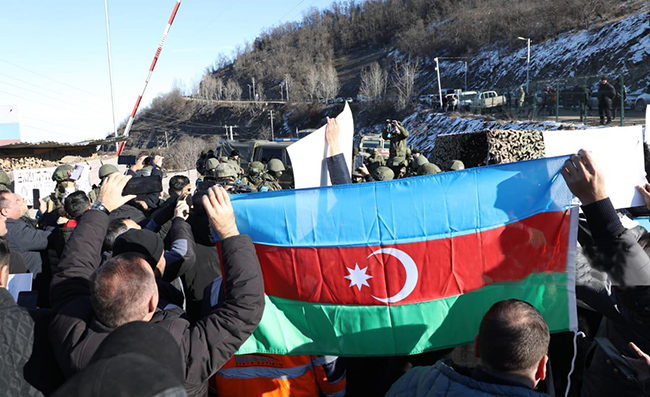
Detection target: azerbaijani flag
<box><xmin>229</xmin><ymin>156</ymin><xmax>578</xmax><ymax>356</ymax></box>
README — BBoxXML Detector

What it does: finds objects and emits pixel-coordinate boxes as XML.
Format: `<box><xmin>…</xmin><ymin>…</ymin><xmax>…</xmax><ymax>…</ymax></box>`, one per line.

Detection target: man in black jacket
<box><xmin>49</xmin><ymin>173</ymin><xmax>265</xmax><ymax>396</ymax></box>
<box><xmin>562</xmin><ymin>150</ymin><xmax>650</xmax><ymax>396</ymax></box>
<box><xmin>597</xmin><ymin>77</ymin><xmax>616</xmax><ymax>125</ymax></box>
<box><xmin>0</xmin><ymin>192</ymin><xmax>54</xmax><ymax>276</ymax></box>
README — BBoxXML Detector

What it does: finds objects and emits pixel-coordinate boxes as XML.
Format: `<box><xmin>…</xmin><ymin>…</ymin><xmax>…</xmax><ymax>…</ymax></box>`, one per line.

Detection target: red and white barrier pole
<box><xmin>118</xmin><ymin>0</ymin><xmax>182</xmax><ymax>155</ymax></box>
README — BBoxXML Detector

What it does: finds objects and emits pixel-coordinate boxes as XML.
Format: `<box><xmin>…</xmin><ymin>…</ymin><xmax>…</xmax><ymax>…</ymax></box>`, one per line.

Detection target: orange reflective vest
<box><xmin>210</xmin><ymin>354</ymin><xmax>346</xmax><ymax>397</ymax></box>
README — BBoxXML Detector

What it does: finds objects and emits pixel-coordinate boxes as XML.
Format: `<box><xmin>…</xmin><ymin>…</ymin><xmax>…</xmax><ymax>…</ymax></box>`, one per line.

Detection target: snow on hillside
<box><xmin>426</xmin><ymin>12</ymin><xmax>650</xmax><ymax>94</ymax></box>
<box><xmin>398</xmin><ymin>112</ymin><xmax>587</xmax><ymax>157</ymax></box>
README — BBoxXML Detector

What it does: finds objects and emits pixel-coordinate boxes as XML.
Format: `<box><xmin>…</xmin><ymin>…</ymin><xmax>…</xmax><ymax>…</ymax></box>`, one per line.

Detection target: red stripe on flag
<box><xmin>255</xmin><ymin>210</ymin><xmax>571</xmax><ymax>306</ymax></box>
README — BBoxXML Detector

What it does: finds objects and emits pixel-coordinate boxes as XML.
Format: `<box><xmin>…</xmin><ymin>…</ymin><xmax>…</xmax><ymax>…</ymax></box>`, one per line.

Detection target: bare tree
<box><xmin>200</xmin><ymin>74</ymin><xmax>216</xmax><ymax>100</ymax></box>
<box><xmin>256</xmin><ymin>82</ymin><xmax>265</xmax><ymax>101</ymax></box>
<box><xmin>304</xmin><ymin>66</ymin><xmax>320</xmax><ymax>102</ymax></box>
<box><xmin>393</xmin><ymin>58</ymin><xmax>419</xmax><ymax>110</ymax></box>
<box><xmin>319</xmin><ymin>64</ymin><xmax>339</xmax><ymax>103</ymax></box>
<box><xmin>224</xmin><ymin>79</ymin><xmax>243</xmax><ymax>101</ymax></box>
<box><xmin>167</xmin><ymin>135</ymin><xmax>206</xmax><ymax>171</ymax></box>
<box><xmin>214</xmin><ymin>77</ymin><xmax>225</xmax><ymax>100</ymax></box>
<box><xmin>359</xmin><ymin>61</ymin><xmax>387</xmax><ymax>100</ymax></box>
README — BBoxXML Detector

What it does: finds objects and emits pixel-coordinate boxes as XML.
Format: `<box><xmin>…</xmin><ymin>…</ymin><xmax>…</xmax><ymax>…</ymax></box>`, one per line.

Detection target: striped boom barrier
<box><xmin>118</xmin><ymin>0</ymin><xmax>182</xmax><ymax>155</ymax></box>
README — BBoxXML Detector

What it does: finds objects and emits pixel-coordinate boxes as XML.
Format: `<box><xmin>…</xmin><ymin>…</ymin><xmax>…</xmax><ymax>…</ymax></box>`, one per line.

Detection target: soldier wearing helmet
<box><xmin>448</xmin><ymin>160</ymin><xmax>465</xmax><ymax>171</ymax></box>
<box><xmin>215</xmin><ymin>163</ymin><xmax>239</xmax><ymax>188</ymax></box>
<box><xmin>411</xmin><ymin>155</ymin><xmax>429</xmax><ymax>176</ymax></box>
<box><xmin>419</xmin><ymin>163</ymin><xmax>441</xmax><ymax>176</ymax></box>
<box><xmin>367</xmin><ymin>148</ymin><xmax>385</xmax><ymax>173</ymax></box>
<box><xmin>0</xmin><ymin>170</ymin><xmax>12</xmax><ymax>192</ymax></box>
<box><xmin>259</xmin><ymin>158</ymin><xmax>284</xmax><ymax>192</ymax></box>
<box><xmin>372</xmin><ymin>166</ymin><xmax>395</xmax><ymax>181</ymax></box>
<box><xmin>239</xmin><ymin>161</ymin><xmax>265</xmax><ymax>191</ymax></box>
<box><xmin>388</xmin><ymin>156</ymin><xmax>408</xmax><ymax>179</ymax></box>
<box><xmin>195</xmin><ymin>157</ymin><xmax>220</xmax><ymax>190</ymax></box>
<box><xmin>88</xmin><ymin>164</ymin><xmax>119</xmax><ymax>203</ymax></box>
<box><xmin>46</xmin><ymin>164</ymin><xmax>75</xmax><ymax>214</ymax></box>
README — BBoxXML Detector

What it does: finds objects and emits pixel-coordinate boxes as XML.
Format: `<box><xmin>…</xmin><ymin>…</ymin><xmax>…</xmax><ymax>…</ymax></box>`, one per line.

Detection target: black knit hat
<box><xmin>113</xmin><ymin>229</ymin><xmax>164</xmax><ymax>269</ymax></box>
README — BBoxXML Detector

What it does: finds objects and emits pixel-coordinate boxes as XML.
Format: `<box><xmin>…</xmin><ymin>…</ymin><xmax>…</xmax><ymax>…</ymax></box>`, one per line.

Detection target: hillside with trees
<box><xmin>122</xmin><ymin>0</ymin><xmax>648</xmax><ymax>151</ymax></box>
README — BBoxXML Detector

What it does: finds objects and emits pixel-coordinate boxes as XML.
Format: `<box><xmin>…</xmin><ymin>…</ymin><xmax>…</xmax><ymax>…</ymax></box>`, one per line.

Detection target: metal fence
<box><xmin>428</xmin><ymin>74</ymin><xmax>647</xmax><ymax>127</ymax></box>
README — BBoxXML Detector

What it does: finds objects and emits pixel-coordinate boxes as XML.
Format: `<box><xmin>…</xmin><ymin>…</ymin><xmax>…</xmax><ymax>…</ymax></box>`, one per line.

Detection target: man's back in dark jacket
<box><xmin>6</xmin><ymin>217</ymin><xmax>53</xmax><ymax>275</ymax></box>
<box><xmin>49</xmin><ymin>208</ymin><xmax>264</xmax><ymax>396</ymax></box>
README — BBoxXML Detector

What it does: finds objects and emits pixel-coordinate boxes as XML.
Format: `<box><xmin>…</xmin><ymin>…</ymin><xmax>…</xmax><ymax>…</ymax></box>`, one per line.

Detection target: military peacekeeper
<box><xmin>260</xmin><ymin>159</ymin><xmax>284</xmax><ymax>192</ymax></box>
<box><xmin>88</xmin><ymin>164</ymin><xmax>119</xmax><ymax>203</ymax></box>
<box><xmin>383</xmin><ymin>119</ymin><xmax>409</xmax><ymax>159</ymax></box>
<box><xmin>239</xmin><ymin>161</ymin><xmax>265</xmax><ymax>192</ymax></box>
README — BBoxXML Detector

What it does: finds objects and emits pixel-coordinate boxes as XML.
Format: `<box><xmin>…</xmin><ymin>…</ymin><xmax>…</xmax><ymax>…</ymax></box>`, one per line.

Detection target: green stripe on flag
<box><xmin>237</xmin><ymin>272</ymin><xmax>572</xmax><ymax>356</ymax></box>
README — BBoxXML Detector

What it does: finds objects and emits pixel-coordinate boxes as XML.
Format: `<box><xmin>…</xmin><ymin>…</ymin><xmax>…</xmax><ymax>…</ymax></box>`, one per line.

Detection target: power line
<box><xmin>0</xmin><ymin>88</ymin><xmax>108</xmax><ymax>122</ymax></box>
<box><xmin>0</xmin><ymin>58</ymin><xmax>102</xmax><ymax>98</ymax></box>
<box><xmin>22</xmin><ymin>116</ymin><xmax>98</xmax><ymax>134</ymax></box>
<box><xmin>22</xmin><ymin>124</ymin><xmax>87</xmax><ymax>140</ymax></box>
<box><xmin>0</xmin><ymin>76</ymin><xmax>110</xmax><ymax>116</ymax></box>
<box><xmin>0</xmin><ymin>71</ymin><xmax>111</xmax><ymax>110</ymax></box>
<box><xmin>277</xmin><ymin>0</ymin><xmax>307</xmax><ymax>24</ymax></box>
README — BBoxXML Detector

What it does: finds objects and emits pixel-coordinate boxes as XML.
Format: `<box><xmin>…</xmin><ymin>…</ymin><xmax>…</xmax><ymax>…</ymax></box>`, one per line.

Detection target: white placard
<box><xmin>13</xmin><ymin>167</ymin><xmax>56</xmax><ymax>206</ymax></box>
<box><xmin>13</xmin><ymin>164</ymin><xmax>92</xmax><ymax>206</ymax></box>
<box><xmin>287</xmin><ymin>102</ymin><xmax>354</xmax><ymax>189</ymax></box>
<box><xmin>7</xmin><ymin>273</ymin><xmax>32</xmax><ymax>302</ymax></box>
<box><xmin>543</xmin><ymin>126</ymin><xmax>645</xmax><ymax>209</ymax></box>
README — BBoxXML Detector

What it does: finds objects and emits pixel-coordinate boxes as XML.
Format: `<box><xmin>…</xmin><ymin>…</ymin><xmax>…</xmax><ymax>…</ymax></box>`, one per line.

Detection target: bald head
<box><xmin>90</xmin><ymin>253</ymin><xmax>158</xmax><ymax>328</ymax></box>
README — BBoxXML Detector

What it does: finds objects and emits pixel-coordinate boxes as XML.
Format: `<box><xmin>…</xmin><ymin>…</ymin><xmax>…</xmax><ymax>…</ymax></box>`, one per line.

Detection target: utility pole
<box><xmin>285</xmin><ymin>78</ymin><xmax>290</xmax><ymax>102</ymax></box>
<box><xmin>464</xmin><ymin>61</ymin><xmax>468</xmax><ymax>92</ymax></box>
<box><xmin>518</xmin><ymin>37</ymin><xmax>531</xmax><ymax>93</ymax></box>
<box><xmin>434</xmin><ymin>57</ymin><xmax>443</xmax><ymax>109</ymax></box>
<box><xmin>252</xmin><ymin>77</ymin><xmax>256</xmax><ymax>101</ymax></box>
<box><xmin>268</xmin><ymin>110</ymin><xmax>275</xmax><ymax>141</ymax></box>
<box><xmin>247</xmin><ymin>84</ymin><xmax>252</xmax><ymax>100</ymax></box>
<box><xmin>279</xmin><ymin>83</ymin><xmax>284</xmax><ymax>101</ymax></box>
<box><xmin>164</xmin><ymin>130</ymin><xmax>169</xmax><ymax>149</ymax></box>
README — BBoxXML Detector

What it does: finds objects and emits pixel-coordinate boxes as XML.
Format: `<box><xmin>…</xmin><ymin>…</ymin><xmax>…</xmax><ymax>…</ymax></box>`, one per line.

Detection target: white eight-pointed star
<box><xmin>345</xmin><ymin>264</ymin><xmax>373</xmax><ymax>291</ymax></box>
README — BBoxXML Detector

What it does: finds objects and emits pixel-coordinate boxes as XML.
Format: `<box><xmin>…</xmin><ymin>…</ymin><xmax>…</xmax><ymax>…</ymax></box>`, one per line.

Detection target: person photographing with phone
<box><xmin>382</xmin><ymin>119</ymin><xmax>409</xmax><ymax>165</ymax></box>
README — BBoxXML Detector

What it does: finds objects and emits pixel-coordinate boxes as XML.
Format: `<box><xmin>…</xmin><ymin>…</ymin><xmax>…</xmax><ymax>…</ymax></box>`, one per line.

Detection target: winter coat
<box><xmin>386</xmin><ymin>360</ymin><xmax>546</xmax><ymax>397</ymax></box>
<box><xmin>577</xmin><ymin>198</ymin><xmax>650</xmax><ymax>396</ymax></box>
<box><xmin>49</xmin><ymin>209</ymin><xmax>265</xmax><ymax>397</ymax></box>
<box><xmin>383</xmin><ymin>121</ymin><xmax>409</xmax><ymax>159</ymax></box>
<box><xmin>0</xmin><ymin>287</ymin><xmax>42</xmax><ymax>396</ymax></box>
<box><xmin>598</xmin><ymin>83</ymin><xmax>616</xmax><ymax>105</ymax></box>
<box><xmin>6</xmin><ymin>217</ymin><xmax>53</xmax><ymax>275</ymax></box>
<box><xmin>326</xmin><ymin>153</ymin><xmax>352</xmax><ymax>185</ymax></box>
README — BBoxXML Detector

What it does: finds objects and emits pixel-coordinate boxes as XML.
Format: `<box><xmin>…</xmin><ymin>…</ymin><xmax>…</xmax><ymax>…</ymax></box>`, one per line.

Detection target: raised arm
<box><xmin>561</xmin><ymin>149</ymin><xmax>650</xmax><ymax>288</ymax></box>
<box><xmin>183</xmin><ymin>186</ymin><xmax>264</xmax><ymax>387</ymax></box>
<box><xmin>50</xmin><ymin>174</ymin><xmax>136</xmax><ymax>309</ymax></box>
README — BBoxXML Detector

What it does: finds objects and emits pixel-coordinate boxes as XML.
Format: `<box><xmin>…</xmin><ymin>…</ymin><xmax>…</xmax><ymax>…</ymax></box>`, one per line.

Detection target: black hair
<box><xmin>64</xmin><ymin>191</ymin><xmax>90</xmax><ymax>220</ymax></box>
<box><xmin>478</xmin><ymin>299</ymin><xmax>550</xmax><ymax>373</ymax></box>
<box><xmin>169</xmin><ymin>175</ymin><xmax>190</xmax><ymax>196</ymax></box>
<box><xmin>90</xmin><ymin>253</ymin><xmax>156</xmax><ymax>328</ymax></box>
<box><xmin>104</xmin><ymin>218</ymin><xmax>130</xmax><ymax>252</ymax></box>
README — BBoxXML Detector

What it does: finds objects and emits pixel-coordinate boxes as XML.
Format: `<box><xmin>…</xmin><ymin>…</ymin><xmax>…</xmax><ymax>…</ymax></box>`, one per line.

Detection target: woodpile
<box><xmin>430</xmin><ymin>129</ymin><xmax>545</xmax><ymax>168</ymax></box>
<box><xmin>0</xmin><ymin>158</ymin><xmax>61</xmax><ymax>171</ymax></box>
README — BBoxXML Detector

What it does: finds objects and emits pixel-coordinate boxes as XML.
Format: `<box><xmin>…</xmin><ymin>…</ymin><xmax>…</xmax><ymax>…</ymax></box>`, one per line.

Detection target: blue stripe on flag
<box><xmin>229</xmin><ymin>156</ymin><xmax>572</xmax><ymax>248</ymax></box>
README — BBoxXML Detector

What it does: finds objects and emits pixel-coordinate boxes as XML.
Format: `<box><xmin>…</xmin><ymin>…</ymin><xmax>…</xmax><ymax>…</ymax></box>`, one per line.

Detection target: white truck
<box><xmin>474</xmin><ymin>91</ymin><xmax>506</xmax><ymax>110</ymax></box>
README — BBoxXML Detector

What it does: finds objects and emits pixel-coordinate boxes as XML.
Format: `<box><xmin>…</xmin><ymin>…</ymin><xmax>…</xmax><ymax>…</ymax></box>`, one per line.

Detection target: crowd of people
<box><xmin>2</xmin><ymin>117</ymin><xmax>650</xmax><ymax>396</ymax></box>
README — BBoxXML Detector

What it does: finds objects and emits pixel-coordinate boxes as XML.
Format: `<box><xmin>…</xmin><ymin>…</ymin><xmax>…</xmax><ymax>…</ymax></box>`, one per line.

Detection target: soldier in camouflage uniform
<box><xmin>383</xmin><ymin>120</ymin><xmax>409</xmax><ymax>160</ymax></box>
<box><xmin>45</xmin><ymin>164</ymin><xmax>75</xmax><ymax>214</ymax></box>
<box><xmin>259</xmin><ymin>158</ymin><xmax>284</xmax><ymax>192</ymax></box>
<box><xmin>195</xmin><ymin>158</ymin><xmax>220</xmax><ymax>189</ymax></box>
<box><xmin>238</xmin><ymin>161</ymin><xmax>265</xmax><ymax>191</ymax></box>
<box><xmin>388</xmin><ymin>156</ymin><xmax>409</xmax><ymax>179</ymax></box>
<box><xmin>0</xmin><ymin>171</ymin><xmax>12</xmax><ymax>192</ymax></box>
<box><xmin>88</xmin><ymin>164</ymin><xmax>119</xmax><ymax>203</ymax></box>
<box><xmin>366</xmin><ymin>149</ymin><xmax>385</xmax><ymax>173</ymax></box>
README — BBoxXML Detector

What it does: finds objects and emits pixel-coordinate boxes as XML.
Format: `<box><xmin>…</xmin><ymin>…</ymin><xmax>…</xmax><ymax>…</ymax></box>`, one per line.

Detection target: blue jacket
<box><xmin>386</xmin><ymin>360</ymin><xmax>547</xmax><ymax>397</ymax></box>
